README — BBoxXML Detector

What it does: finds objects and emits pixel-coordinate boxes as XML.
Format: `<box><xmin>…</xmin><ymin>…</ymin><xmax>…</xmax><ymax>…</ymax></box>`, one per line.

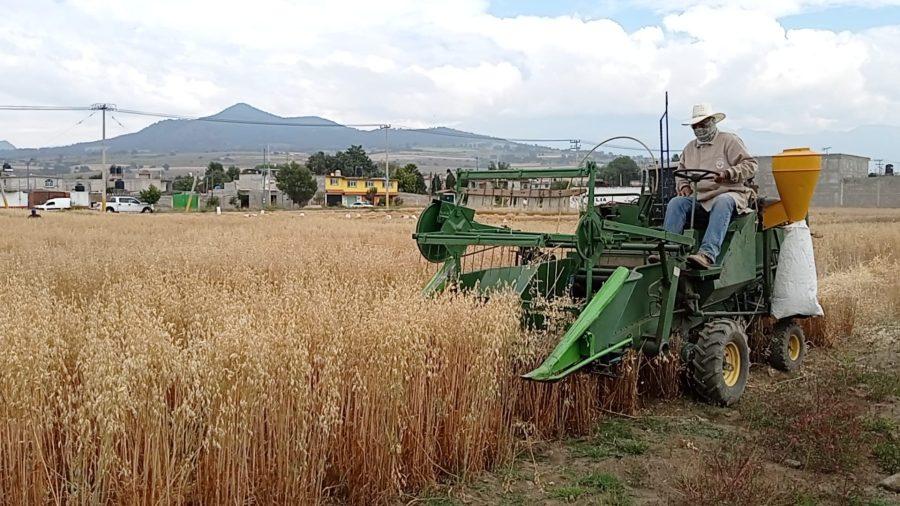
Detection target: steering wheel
<box><xmin>673</xmin><ymin>168</ymin><xmax>718</xmax><ymax>183</ymax></box>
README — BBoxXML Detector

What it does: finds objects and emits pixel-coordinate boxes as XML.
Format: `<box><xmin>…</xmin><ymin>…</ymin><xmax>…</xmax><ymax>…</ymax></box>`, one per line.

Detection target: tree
<box><xmin>338</xmin><ymin>145</ymin><xmax>380</xmax><ymax>177</ymax></box>
<box><xmin>307</xmin><ymin>146</ymin><xmax>381</xmax><ymax>177</ymax></box>
<box><xmin>671</xmin><ymin>153</ymin><xmax>680</xmax><ymax>162</ymax></box>
<box><xmin>306</xmin><ymin>151</ymin><xmax>340</xmax><ymax>175</ymax></box>
<box><xmin>226</xmin><ymin>165</ymin><xmax>240</xmax><ymax>181</ymax></box>
<box><xmin>430</xmin><ymin>174</ymin><xmax>442</xmax><ymax>195</ymax></box>
<box><xmin>394</xmin><ymin>163</ymin><xmax>427</xmax><ymax>194</ymax></box>
<box><xmin>205</xmin><ymin>161</ymin><xmax>227</xmax><ymax>188</ymax></box>
<box><xmin>172</xmin><ymin>175</ymin><xmax>195</xmax><ymax>192</ymax></box>
<box><xmin>550</xmin><ymin>180</ymin><xmax>570</xmax><ymax>190</ymax></box>
<box><xmin>139</xmin><ymin>184</ymin><xmax>162</xmax><ymax>205</ymax></box>
<box><xmin>274</xmin><ymin>161</ymin><xmax>317</xmax><ymax>207</ymax></box>
<box><xmin>444</xmin><ymin>170</ymin><xmax>456</xmax><ymax>192</ymax></box>
<box><xmin>599</xmin><ymin>156</ymin><xmax>640</xmax><ymax>186</ymax></box>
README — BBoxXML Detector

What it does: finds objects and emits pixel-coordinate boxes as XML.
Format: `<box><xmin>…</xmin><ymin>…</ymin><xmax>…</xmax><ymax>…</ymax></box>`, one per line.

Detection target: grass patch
<box><xmin>577</xmin><ymin>472</ymin><xmax>624</xmax><ymax>492</ymax></box>
<box><xmin>545</xmin><ymin>472</ymin><xmax>632</xmax><ymax>504</ymax></box>
<box><xmin>872</xmin><ymin>439</ymin><xmax>900</xmax><ymax>474</ymax></box>
<box><xmin>569</xmin><ymin>419</ymin><xmax>649</xmax><ymax>459</ymax></box>
<box><xmin>863</xmin><ymin>416</ymin><xmax>897</xmax><ymax>435</ymax></box>
<box><xmin>547</xmin><ymin>485</ymin><xmax>590</xmax><ymax>502</ymax></box>
<box><xmin>677</xmin><ymin>419</ymin><xmax>726</xmax><ymax>439</ymax></box>
<box><xmin>417</xmin><ymin>495</ymin><xmax>462</xmax><ymax>506</ymax></box>
<box><xmin>852</xmin><ymin>369</ymin><xmax>900</xmax><ymax>402</ymax></box>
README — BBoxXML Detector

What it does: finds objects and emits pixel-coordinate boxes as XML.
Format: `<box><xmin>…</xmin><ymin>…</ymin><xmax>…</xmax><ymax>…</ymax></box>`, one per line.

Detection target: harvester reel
<box><xmin>575</xmin><ymin>212</ymin><xmax>605</xmax><ymax>262</ymax></box>
<box><xmin>415</xmin><ymin>201</ymin><xmax>465</xmax><ymax>262</ymax></box>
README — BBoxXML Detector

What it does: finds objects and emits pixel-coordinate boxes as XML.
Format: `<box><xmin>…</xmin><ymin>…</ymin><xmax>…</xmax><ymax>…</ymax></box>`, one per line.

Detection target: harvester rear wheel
<box><xmin>688</xmin><ymin>319</ymin><xmax>749</xmax><ymax>406</ymax></box>
<box><xmin>768</xmin><ymin>319</ymin><xmax>806</xmax><ymax>373</ymax></box>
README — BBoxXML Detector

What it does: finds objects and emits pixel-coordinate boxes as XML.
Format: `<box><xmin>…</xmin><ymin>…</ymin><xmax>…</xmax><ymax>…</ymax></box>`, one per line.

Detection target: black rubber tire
<box><xmin>768</xmin><ymin>319</ymin><xmax>806</xmax><ymax>373</ymax></box>
<box><xmin>106</xmin><ymin>207</ymin><xmax>115</xmax><ymax>213</ymax></box>
<box><xmin>688</xmin><ymin>319</ymin><xmax>750</xmax><ymax>406</ymax></box>
<box><xmin>141</xmin><ymin>207</ymin><xmax>152</xmax><ymax>213</ymax></box>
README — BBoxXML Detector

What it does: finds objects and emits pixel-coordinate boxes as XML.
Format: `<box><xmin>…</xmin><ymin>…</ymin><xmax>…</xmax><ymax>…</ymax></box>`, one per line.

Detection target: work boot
<box><xmin>647</xmin><ymin>254</ymin><xmax>660</xmax><ymax>264</ymax></box>
<box><xmin>687</xmin><ymin>252</ymin><xmax>714</xmax><ymax>269</ymax></box>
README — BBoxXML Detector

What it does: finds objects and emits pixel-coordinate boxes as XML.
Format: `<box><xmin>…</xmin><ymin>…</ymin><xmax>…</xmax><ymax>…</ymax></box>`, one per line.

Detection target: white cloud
<box><xmin>0</xmin><ymin>0</ymin><xmax>898</xmax><ymax>148</ymax></box>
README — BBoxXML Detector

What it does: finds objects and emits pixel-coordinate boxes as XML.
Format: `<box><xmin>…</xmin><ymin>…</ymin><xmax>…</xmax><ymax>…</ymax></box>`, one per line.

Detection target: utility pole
<box><xmin>382</xmin><ymin>125</ymin><xmax>390</xmax><ymax>209</ymax></box>
<box><xmin>822</xmin><ymin>146</ymin><xmax>832</xmax><ymax>155</ymax></box>
<box><xmin>92</xmin><ymin>104</ymin><xmax>116</xmax><ymax>211</ymax></box>
<box><xmin>262</xmin><ymin>145</ymin><xmax>268</xmax><ymax>210</ymax></box>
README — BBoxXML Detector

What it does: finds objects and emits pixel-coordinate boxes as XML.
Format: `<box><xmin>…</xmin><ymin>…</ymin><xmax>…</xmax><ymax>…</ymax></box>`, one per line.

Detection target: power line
<box><xmin>0</xmin><ymin>105</ymin><xmax>93</xmax><ymax>111</ymax></box>
<box><xmin>0</xmin><ymin>103</ymin><xmax>679</xmax><ymax>153</ymax></box>
<box><xmin>109</xmin><ymin>114</ymin><xmax>126</xmax><ymax>129</ymax></box>
<box><xmin>39</xmin><ymin>110</ymin><xmax>97</xmax><ymax>147</ymax></box>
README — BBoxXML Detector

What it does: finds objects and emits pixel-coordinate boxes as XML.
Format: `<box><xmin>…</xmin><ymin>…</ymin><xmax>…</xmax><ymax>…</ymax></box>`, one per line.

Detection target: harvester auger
<box><xmin>413</xmin><ymin>145</ymin><xmax>821</xmax><ymax>406</ymax></box>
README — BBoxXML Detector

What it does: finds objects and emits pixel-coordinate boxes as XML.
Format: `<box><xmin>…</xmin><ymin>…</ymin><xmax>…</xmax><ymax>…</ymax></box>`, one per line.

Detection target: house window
<box><xmin>348</xmin><ymin>180</ymin><xmax>357</xmax><ymax>188</ymax></box>
<box><xmin>329</xmin><ymin>178</ymin><xmax>339</xmax><ymax>185</ymax></box>
<box><xmin>44</xmin><ymin>178</ymin><xmax>54</xmax><ymax>188</ymax></box>
<box><xmin>366</xmin><ymin>181</ymin><xmax>375</xmax><ymax>188</ymax></box>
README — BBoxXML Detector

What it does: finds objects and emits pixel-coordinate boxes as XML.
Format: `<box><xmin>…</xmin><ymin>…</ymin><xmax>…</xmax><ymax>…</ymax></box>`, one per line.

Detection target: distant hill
<box><xmin>6</xmin><ymin>103</ymin><xmax>513</xmax><ymax>157</ymax></box>
<box><xmin>0</xmin><ymin>140</ymin><xmax>15</xmax><ymax>151</ymax></box>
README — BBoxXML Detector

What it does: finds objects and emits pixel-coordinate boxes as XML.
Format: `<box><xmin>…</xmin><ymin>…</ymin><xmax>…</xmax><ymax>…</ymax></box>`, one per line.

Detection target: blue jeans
<box><xmin>663</xmin><ymin>194</ymin><xmax>735</xmax><ymax>261</ymax></box>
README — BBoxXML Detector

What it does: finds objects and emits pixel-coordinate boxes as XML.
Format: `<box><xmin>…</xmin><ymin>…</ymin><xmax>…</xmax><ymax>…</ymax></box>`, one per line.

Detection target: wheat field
<box><xmin>0</xmin><ymin>208</ymin><xmax>897</xmax><ymax>504</ymax></box>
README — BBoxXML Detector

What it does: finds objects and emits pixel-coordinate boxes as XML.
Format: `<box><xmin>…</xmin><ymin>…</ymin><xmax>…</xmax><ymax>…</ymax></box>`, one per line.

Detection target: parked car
<box><xmin>96</xmin><ymin>196</ymin><xmax>155</xmax><ymax>213</ymax></box>
<box><xmin>34</xmin><ymin>197</ymin><xmax>71</xmax><ymax>211</ymax></box>
<box><xmin>349</xmin><ymin>201</ymin><xmax>374</xmax><ymax>208</ymax></box>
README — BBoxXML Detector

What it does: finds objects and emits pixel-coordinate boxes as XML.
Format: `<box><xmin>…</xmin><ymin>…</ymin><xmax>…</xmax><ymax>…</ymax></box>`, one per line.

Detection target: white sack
<box><xmin>771</xmin><ymin>220</ymin><xmax>824</xmax><ymax>319</ymax></box>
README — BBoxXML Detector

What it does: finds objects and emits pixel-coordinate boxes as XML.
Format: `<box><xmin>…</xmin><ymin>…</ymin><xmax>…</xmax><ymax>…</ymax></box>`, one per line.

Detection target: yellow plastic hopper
<box><xmin>762</xmin><ymin>147</ymin><xmax>821</xmax><ymax>229</ymax></box>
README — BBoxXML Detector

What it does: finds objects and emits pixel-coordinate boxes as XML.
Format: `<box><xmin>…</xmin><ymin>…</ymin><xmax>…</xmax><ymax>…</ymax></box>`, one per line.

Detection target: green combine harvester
<box><xmin>413</xmin><ymin>143</ymin><xmax>821</xmax><ymax>406</ymax></box>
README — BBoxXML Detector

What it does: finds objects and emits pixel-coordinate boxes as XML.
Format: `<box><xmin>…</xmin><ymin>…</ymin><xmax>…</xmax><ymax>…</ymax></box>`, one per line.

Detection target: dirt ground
<box><xmin>404</xmin><ymin>323</ymin><xmax>900</xmax><ymax>506</ymax></box>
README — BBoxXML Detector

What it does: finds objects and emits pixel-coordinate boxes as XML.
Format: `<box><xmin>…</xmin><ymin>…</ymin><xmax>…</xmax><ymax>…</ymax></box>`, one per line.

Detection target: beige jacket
<box><xmin>676</xmin><ymin>131</ymin><xmax>758</xmax><ymax>213</ymax></box>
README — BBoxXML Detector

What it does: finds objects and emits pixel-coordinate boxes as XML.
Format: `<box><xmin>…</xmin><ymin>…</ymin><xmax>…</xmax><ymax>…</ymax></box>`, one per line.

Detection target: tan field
<box><xmin>0</xmin><ymin>208</ymin><xmax>897</xmax><ymax>504</ymax></box>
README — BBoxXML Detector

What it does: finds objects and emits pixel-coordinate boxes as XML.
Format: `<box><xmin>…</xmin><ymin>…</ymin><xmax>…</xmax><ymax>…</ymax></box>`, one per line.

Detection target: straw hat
<box><xmin>682</xmin><ymin>103</ymin><xmax>726</xmax><ymax>126</ymax></box>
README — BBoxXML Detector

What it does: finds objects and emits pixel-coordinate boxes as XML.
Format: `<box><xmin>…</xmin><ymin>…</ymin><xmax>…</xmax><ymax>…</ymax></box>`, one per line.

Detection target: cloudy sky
<box><xmin>1</xmin><ymin>0</ymin><xmax>899</xmax><ymax>156</ymax></box>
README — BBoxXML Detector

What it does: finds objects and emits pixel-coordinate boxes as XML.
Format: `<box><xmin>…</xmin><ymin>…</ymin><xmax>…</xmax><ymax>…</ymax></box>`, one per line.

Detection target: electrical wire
<box><xmin>38</xmin><ymin>110</ymin><xmax>97</xmax><ymax>147</ymax></box>
<box><xmin>109</xmin><ymin>114</ymin><xmax>126</xmax><ymax>129</ymax></box>
<box><xmin>0</xmin><ymin>103</ymin><xmax>680</xmax><ymax>156</ymax></box>
<box><xmin>0</xmin><ymin>105</ymin><xmax>93</xmax><ymax>111</ymax></box>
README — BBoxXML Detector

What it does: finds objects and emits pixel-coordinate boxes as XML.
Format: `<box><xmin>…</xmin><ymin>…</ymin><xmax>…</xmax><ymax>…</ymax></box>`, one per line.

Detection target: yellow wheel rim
<box><xmin>723</xmin><ymin>342</ymin><xmax>741</xmax><ymax>387</ymax></box>
<box><xmin>788</xmin><ymin>334</ymin><xmax>801</xmax><ymax>361</ymax></box>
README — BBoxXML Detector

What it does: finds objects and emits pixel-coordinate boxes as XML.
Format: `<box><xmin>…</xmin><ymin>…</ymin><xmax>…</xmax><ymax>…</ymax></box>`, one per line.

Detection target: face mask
<box><xmin>693</xmin><ymin>121</ymin><xmax>717</xmax><ymax>143</ymax></box>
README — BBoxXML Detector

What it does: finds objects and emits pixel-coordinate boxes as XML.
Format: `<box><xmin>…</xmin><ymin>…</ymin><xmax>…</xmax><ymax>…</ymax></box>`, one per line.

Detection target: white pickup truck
<box><xmin>98</xmin><ymin>196</ymin><xmax>155</xmax><ymax>213</ymax></box>
<box><xmin>34</xmin><ymin>197</ymin><xmax>71</xmax><ymax>211</ymax></box>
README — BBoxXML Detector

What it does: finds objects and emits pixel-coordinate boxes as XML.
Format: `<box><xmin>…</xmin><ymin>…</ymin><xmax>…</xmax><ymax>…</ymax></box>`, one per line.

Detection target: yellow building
<box><xmin>325</xmin><ymin>172</ymin><xmax>399</xmax><ymax>207</ymax></box>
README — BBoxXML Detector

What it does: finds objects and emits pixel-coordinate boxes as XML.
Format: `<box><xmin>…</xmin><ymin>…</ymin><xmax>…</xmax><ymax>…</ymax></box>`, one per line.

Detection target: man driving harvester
<box><xmin>663</xmin><ymin>103</ymin><xmax>758</xmax><ymax>268</ymax></box>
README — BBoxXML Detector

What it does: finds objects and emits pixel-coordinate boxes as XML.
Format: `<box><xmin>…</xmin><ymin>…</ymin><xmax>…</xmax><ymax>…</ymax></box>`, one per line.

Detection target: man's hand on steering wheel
<box><xmin>713</xmin><ymin>173</ymin><xmax>727</xmax><ymax>184</ymax></box>
<box><xmin>678</xmin><ymin>186</ymin><xmax>693</xmax><ymax>197</ymax></box>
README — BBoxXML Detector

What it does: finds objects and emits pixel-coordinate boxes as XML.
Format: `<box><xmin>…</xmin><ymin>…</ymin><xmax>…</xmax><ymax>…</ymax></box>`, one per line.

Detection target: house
<box><xmin>324</xmin><ymin>171</ymin><xmax>398</xmax><ymax>207</ymax></box>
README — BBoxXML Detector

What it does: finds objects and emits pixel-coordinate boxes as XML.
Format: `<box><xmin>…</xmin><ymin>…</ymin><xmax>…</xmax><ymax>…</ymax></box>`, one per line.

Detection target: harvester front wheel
<box><xmin>688</xmin><ymin>319</ymin><xmax>749</xmax><ymax>406</ymax></box>
<box><xmin>768</xmin><ymin>319</ymin><xmax>806</xmax><ymax>373</ymax></box>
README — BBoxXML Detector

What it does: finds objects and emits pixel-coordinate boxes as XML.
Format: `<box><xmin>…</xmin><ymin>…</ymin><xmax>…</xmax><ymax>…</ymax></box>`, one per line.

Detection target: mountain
<box><xmin>0</xmin><ymin>140</ymin><xmax>15</xmax><ymax>151</ymax></box>
<box><xmin>5</xmin><ymin>103</ymin><xmax>511</xmax><ymax>157</ymax></box>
